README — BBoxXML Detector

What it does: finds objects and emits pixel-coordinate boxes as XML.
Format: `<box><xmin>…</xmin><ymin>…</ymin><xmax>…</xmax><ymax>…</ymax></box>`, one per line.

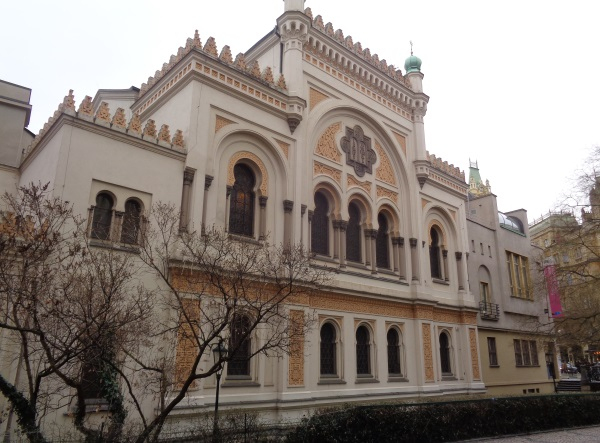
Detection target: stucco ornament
<box><xmin>341</xmin><ymin>125</ymin><xmax>377</xmax><ymax>177</ymax></box>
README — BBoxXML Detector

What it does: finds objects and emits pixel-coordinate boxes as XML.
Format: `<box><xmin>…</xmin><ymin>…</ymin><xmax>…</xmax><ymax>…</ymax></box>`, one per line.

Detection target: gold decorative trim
<box><xmin>309</xmin><ymin>87</ymin><xmax>330</xmax><ymax>111</ymax></box>
<box><xmin>313</xmin><ymin>161</ymin><xmax>342</xmax><ymax>186</ymax></box>
<box><xmin>374</xmin><ymin>142</ymin><xmax>397</xmax><ymax>186</ymax></box>
<box><xmin>392</xmin><ymin>131</ymin><xmax>407</xmax><ymax>157</ymax></box>
<box><xmin>288</xmin><ymin>310</ymin><xmax>305</xmax><ymax>386</ymax></box>
<box><xmin>427</xmin><ymin>220</ymin><xmax>447</xmax><ymax>245</ymax></box>
<box><xmin>315</xmin><ymin>122</ymin><xmax>342</xmax><ymax>163</ymax></box>
<box><xmin>376</xmin><ymin>185</ymin><xmax>398</xmax><ymax>202</ymax></box>
<box><xmin>347</xmin><ymin>174</ymin><xmax>372</xmax><ymax>194</ymax></box>
<box><xmin>215</xmin><ymin>115</ymin><xmax>236</xmax><ymax>133</ymax></box>
<box><xmin>469</xmin><ymin>328</ymin><xmax>481</xmax><ymax>380</ymax></box>
<box><xmin>274</xmin><ymin>139</ymin><xmax>290</xmax><ymax>159</ymax></box>
<box><xmin>310</xmin><ymin>292</ymin><xmax>414</xmax><ymax>318</ymax></box>
<box><xmin>228</xmin><ymin>151</ymin><xmax>269</xmax><ymax>196</ymax></box>
<box><xmin>422</xmin><ymin>323</ymin><xmax>434</xmax><ymax>382</ymax></box>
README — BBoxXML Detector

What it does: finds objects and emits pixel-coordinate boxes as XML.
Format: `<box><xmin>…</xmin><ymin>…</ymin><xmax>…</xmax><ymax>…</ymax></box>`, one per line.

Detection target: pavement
<box><xmin>462</xmin><ymin>425</ymin><xmax>600</xmax><ymax>442</ymax></box>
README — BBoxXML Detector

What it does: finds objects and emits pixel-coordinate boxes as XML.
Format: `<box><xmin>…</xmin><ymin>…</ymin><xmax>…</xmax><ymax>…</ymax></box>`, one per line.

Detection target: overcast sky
<box><xmin>2</xmin><ymin>0</ymin><xmax>598</xmax><ymax>222</ymax></box>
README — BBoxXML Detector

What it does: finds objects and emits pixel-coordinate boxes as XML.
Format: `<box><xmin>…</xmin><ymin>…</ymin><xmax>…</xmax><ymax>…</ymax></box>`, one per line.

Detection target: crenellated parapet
<box><xmin>23</xmin><ymin>91</ymin><xmax>186</xmax><ymax>162</ymax></box>
<box><xmin>138</xmin><ymin>30</ymin><xmax>287</xmax><ymax>100</ymax></box>
<box><xmin>427</xmin><ymin>151</ymin><xmax>466</xmax><ymax>182</ymax></box>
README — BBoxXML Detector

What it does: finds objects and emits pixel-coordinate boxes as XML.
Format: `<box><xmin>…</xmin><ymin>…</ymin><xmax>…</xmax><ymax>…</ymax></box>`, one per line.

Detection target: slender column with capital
<box><xmin>180</xmin><ymin>168</ymin><xmax>196</xmax><ymax>232</ymax></box>
<box><xmin>339</xmin><ymin>220</ymin><xmax>348</xmax><ymax>268</ymax></box>
<box><xmin>442</xmin><ymin>249</ymin><xmax>449</xmax><ymax>282</ymax></box>
<box><xmin>332</xmin><ymin>220</ymin><xmax>340</xmax><ymax>260</ymax></box>
<box><xmin>307</xmin><ymin>210</ymin><xmax>313</xmax><ymax>252</ymax></box>
<box><xmin>398</xmin><ymin>237</ymin><xmax>406</xmax><ymax>281</ymax></box>
<box><xmin>364</xmin><ymin>229</ymin><xmax>371</xmax><ymax>267</ymax></box>
<box><xmin>259</xmin><ymin>196</ymin><xmax>268</xmax><ymax>240</ymax></box>
<box><xmin>392</xmin><ymin>237</ymin><xmax>399</xmax><ymax>273</ymax></box>
<box><xmin>224</xmin><ymin>186</ymin><xmax>232</xmax><ymax>232</ymax></box>
<box><xmin>201</xmin><ymin>174</ymin><xmax>213</xmax><ymax>234</ymax></box>
<box><xmin>409</xmin><ymin>238</ymin><xmax>419</xmax><ymax>282</ymax></box>
<box><xmin>283</xmin><ymin>200</ymin><xmax>293</xmax><ymax>249</ymax></box>
<box><xmin>455</xmin><ymin>252</ymin><xmax>465</xmax><ymax>290</ymax></box>
<box><xmin>300</xmin><ymin>204</ymin><xmax>307</xmax><ymax>246</ymax></box>
<box><xmin>368</xmin><ymin>229</ymin><xmax>377</xmax><ymax>274</ymax></box>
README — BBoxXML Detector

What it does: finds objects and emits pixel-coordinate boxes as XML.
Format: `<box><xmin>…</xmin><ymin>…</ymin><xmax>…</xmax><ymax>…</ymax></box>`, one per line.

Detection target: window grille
<box><xmin>121</xmin><ymin>199</ymin><xmax>141</xmax><ymax>244</ymax></box>
<box><xmin>346</xmin><ymin>203</ymin><xmax>361</xmax><ymax>262</ymax></box>
<box><xmin>430</xmin><ymin>228</ymin><xmax>442</xmax><ymax>279</ymax></box>
<box><xmin>356</xmin><ymin>326</ymin><xmax>371</xmax><ymax>375</ymax></box>
<box><xmin>91</xmin><ymin>193</ymin><xmax>113</xmax><ymax>240</ymax></box>
<box><xmin>376</xmin><ymin>213</ymin><xmax>390</xmax><ymax>269</ymax></box>
<box><xmin>229</xmin><ymin>164</ymin><xmax>255</xmax><ymax>237</ymax></box>
<box><xmin>439</xmin><ymin>332</ymin><xmax>452</xmax><ymax>374</ymax></box>
<box><xmin>312</xmin><ymin>192</ymin><xmax>329</xmax><ymax>255</ymax></box>
<box><xmin>387</xmin><ymin>328</ymin><xmax>401</xmax><ymax>375</ymax></box>
<box><xmin>320</xmin><ymin>323</ymin><xmax>337</xmax><ymax>375</ymax></box>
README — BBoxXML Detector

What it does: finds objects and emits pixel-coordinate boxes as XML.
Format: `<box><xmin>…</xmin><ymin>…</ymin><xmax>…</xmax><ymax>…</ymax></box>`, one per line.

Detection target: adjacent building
<box><xmin>467</xmin><ymin>162</ymin><xmax>555</xmax><ymax>395</ymax></box>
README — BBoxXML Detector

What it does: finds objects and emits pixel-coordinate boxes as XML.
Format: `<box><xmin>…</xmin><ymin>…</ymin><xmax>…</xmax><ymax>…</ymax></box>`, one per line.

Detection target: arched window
<box><xmin>312</xmin><ymin>192</ymin><xmax>329</xmax><ymax>255</ymax></box>
<box><xmin>429</xmin><ymin>227</ymin><xmax>442</xmax><ymax>279</ymax></box>
<box><xmin>227</xmin><ymin>314</ymin><xmax>252</xmax><ymax>377</ymax></box>
<box><xmin>439</xmin><ymin>331</ymin><xmax>452</xmax><ymax>375</ymax></box>
<box><xmin>346</xmin><ymin>202</ymin><xmax>362</xmax><ymax>263</ymax></box>
<box><xmin>387</xmin><ymin>328</ymin><xmax>401</xmax><ymax>375</ymax></box>
<box><xmin>376</xmin><ymin>213</ymin><xmax>390</xmax><ymax>269</ymax></box>
<box><xmin>356</xmin><ymin>325</ymin><xmax>371</xmax><ymax>375</ymax></box>
<box><xmin>229</xmin><ymin>164</ymin><xmax>255</xmax><ymax>237</ymax></box>
<box><xmin>121</xmin><ymin>199</ymin><xmax>142</xmax><ymax>244</ymax></box>
<box><xmin>91</xmin><ymin>193</ymin><xmax>114</xmax><ymax>240</ymax></box>
<box><xmin>320</xmin><ymin>323</ymin><xmax>337</xmax><ymax>376</ymax></box>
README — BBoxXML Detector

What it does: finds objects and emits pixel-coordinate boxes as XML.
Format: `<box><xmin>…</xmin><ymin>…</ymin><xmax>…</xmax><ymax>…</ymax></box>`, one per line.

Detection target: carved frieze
<box><xmin>313</xmin><ymin>161</ymin><xmax>342</xmax><ymax>186</ymax></box>
<box><xmin>315</xmin><ymin>122</ymin><xmax>342</xmax><ymax>163</ymax></box>
<box><xmin>215</xmin><ymin>115</ymin><xmax>236</xmax><ymax>133</ymax></box>
<box><xmin>374</xmin><ymin>142</ymin><xmax>397</xmax><ymax>186</ymax></box>
<box><xmin>376</xmin><ymin>185</ymin><xmax>397</xmax><ymax>202</ymax></box>
<box><xmin>347</xmin><ymin>174</ymin><xmax>372</xmax><ymax>194</ymax></box>
<box><xmin>288</xmin><ymin>310</ymin><xmax>305</xmax><ymax>386</ymax></box>
<box><xmin>422</xmin><ymin>323</ymin><xmax>435</xmax><ymax>382</ymax></box>
<box><xmin>341</xmin><ymin>125</ymin><xmax>377</xmax><ymax>177</ymax></box>
<box><xmin>469</xmin><ymin>328</ymin><xmax>481</xmax><ymax>380</ymax></box>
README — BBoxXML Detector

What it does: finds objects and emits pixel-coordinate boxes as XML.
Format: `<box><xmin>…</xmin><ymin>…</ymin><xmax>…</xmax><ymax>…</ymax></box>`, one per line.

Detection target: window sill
<box><xmin>387</xmin><ymin>376</ymin><xmax>409</xmax><ymax>383</ymax></box>
<box><xmin>441</xmin><ymin>375</ymin><xmax>456</xmax><ymax>381</ymax></box>
<box><xmin>489</xmin><ymin>365</ymin><xmax>500</xmax><ymax>368</ymax></box>
<box><xmin>228</xmin><ymin>234</ymin><xmax>262</xmax><ymax>245</ymax></box>
<box><xmin>356</xmin><ymin>376</ymin><xmax>379</xmax><ymax>384</ymax></box>
<box><xmin>515</xmin><ymin>365</ymin><xmax>540</xmax><ymax>368</ymax></box>
<box><xmin>221</xmin><ymin>381</ymin><xmax>260</xmax><ymax>388</ymax></box>
<box><xmin>89</xmin><ymin>238</ymin><xmax>140</xmax><ymax>253</ymax></box>
<box><xmin>317</xmin><ymin>378</ymin><xmax>346</xmax><ymax>385</ymax></box>
<box><xmin>510</xmin><ymin>295</ymin><xmax>534</xmax><ymax>302</ymax></box>
<box><xmin>432</xmin><ymin>278</ymin><xmax>449</xmax><ymax>286</ymax></box>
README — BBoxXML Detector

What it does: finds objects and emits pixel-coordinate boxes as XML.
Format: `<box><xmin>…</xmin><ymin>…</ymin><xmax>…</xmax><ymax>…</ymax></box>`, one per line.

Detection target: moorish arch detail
<box><xmin>374</xmin><ymin>142</ymin><xmax>397</xmax><ymax>186</ymax></box>
<box><xmin>215</xmin><ymin>115</ymin><xmax>237</xmax><ymax>133</ymax></box>
<box><xmin>347</xmin><ymin>174</ymin><xmax>372</xmax><ymax>194</ymax></box>
<box><xmin>274</xmin><ymin>139</ymin><xmax>290</xmax><ymax>158</ymax></box>
<box><xmin>392</xmin><ymin>131</ymin><xmax>407</xmax><ymax>157</ymax></box>
<box><xmin>376</xmin><ymin>185</ymin><xmax>397</xmax><ymax>202</ymax></box>
<box><xmin>315</xmin><ymin>122</ymin><xmax>342</xmax><ymax>163</ymax></box>
<box><xmin>309</xmin><ymin>88</ymin><xmax>330</xmax><ymax>111</ymax></box>
<box><xmin>427</xmin><ymin>220</ymin><xmax>447</xmax><ymax>244</ymax></box>
<box><xmin>227</xmin><ymin>151</ymin><xmax>269</xmax><ymax>195</ymax></box>
<box><xmin>313</xmin><ymin>161</ymin><xmax>342</xmax><ymax>186</ymax></box>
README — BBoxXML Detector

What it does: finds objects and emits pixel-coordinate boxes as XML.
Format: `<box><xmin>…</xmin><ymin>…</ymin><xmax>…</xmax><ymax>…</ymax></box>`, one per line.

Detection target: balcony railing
<box><xmin>479</xmin><ymin>301</ymin><xmax>500</xmax><ymax>320</ymax></box>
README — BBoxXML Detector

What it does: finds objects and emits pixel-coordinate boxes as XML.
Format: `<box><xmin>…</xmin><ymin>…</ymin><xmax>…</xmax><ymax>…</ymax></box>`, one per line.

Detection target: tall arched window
<box><xmin>387</xmin><ymin>328</ymin><xmax>401</xmax><ymax>375</ymax></box>
<box><xmin>121</xmin><ymin>199</ymin><xmax>142</xmax><ymax>244</ymax></box>
<box><xmin>227</xmin><ymin>314</ymin><xmax>252</xmax><ymax>377</ymax></box>
<box><xmin>439</xmin><ymin>331</ymin><xmax>452</xmax><ymax>375</ymax></box>
<box><xmin>91</xmin><ymin>193</ymin><xmax>114</xmax><ymax>240</ymax></box>
<box><xmin>320</xmin><ymin>323</ymin><xmax>337</xmax><ymax>376</ymax></box>
<box><xmin>429</xmin><ymin>227</ymin><xmax>442</xmax><ymax>279</ymax></box>
<box><xmin>312</xmin><ymin>192</ymin><xmax>329</xmax><ymax>255</ymax></box>
<box><xmin>346</xmin><ymin>202</ymin><xmax>362</xmax><ymax>263</ymax></box>
<box><xmin>376</xmin><ymin>213</ymin><xmax>390</xmax><ymax>269</ymax></box>
<box><xmin>356</xmin><ymin>325</ymin><xmax>371</xmax><ymax>375</ymax></box>
<box><xmin>229</xmin><ymin>164</ymin><xmax>255</xmax><ymax>237</ymax></box>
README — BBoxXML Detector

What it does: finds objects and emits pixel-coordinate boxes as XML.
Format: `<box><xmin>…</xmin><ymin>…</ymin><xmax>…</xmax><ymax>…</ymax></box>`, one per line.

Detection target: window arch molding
<box><xmin>424</xmin><ymin>207</ymin><xmax>460</xmax><ymax>285</ymax></box>
<box><xmin>227</xmin><ymin>153</ymin><xmax>267</xmax><ymax>198</ymax></box>
<box><xmin>345</xmin><ymin>196</ymin><xmax>370</xmax><ymax>264</ymax></box>
<box><xmin>319</xmin><ymin>319</ymin><xmax>343</xmax><ymax>380</ymax></box>
<box><xmin>355</xmin><ymin>322</ymin><xmax>376</xmax><ymax>378</ymax></box>
<box><xmin>386</xmin><ymin>325</ymin><xmax>405</xmax><ymax>378</ymax></box>
<box><xmin>438</xmin><ymin>328</ymin><xmax>454</xmax><ymax>378</ymax></box>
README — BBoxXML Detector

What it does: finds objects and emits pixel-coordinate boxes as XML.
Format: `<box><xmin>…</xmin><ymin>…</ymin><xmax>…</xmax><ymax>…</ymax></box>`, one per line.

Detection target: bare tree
<box><xmin>0</xmin><ymin>184</ymin><xmax>154</xmax><ymax>442</ymax></box>
<box><xmin>1</xmin><ymin>188</ymin><xmax>328</xmax><ymax>443</ymax></box>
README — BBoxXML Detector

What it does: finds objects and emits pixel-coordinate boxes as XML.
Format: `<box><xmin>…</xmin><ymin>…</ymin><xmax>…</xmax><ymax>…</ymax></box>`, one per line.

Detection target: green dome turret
<box><xmin>404</xmin><ymin>54</ymin><xmax>422</xmax><ymax>74</ymax></box>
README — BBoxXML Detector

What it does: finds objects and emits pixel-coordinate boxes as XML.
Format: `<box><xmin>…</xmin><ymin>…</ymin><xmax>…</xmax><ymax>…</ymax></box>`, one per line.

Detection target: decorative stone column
<box><xmin>307</xmin><ymin>210</ymin><xmax>313</xmax><ymax>252</ymax></box>
<box><xmin>113</xmin><ymin>210</ymin><xmax>124</xmax><ymax>242</ymax></box>
<box><xmin>392</xmin><ymin>237</ymin><xmax>399</xmax><ymax>273</ymax></box>
<box><xmin>300</xmin><ymin>204</ymin><xmax>307</xmax><ymax>246</ymax></box>
<box><xmin>339</xmin><ymin>220</ymin><xmax>348</xmax><ymax>268</ymax></box>
<box><xmin>398</xmin><ymin>237</ymin><xmax>406</xmax><ymax>281</ymax></box>
<box><xmin>179</xmin><ymin>168</ymin><xmax>195</xmax><ymax>232</ymax></box>
<box><xmin>409</xmin><ymin>237</ymin><xmax>419</xmax><ymax>282</ymax></box>
<box><xmin>442</xmin><ymin>249</ymin><xmax>449</xmax><ymax>282</ymax></box>
<box><xmin>224</xmin><ymin>186</ymin><xmax>232</xmax><ymax>232</ymax></box>
<box><xmin>259</xmin><ymin>196</ymin><xmax>268</xmax><ymax>240</ymax></box>
<box><xmin>364</xmin><ymin>229</ymin><xmax>372</xmax><ymax>267</ymax></box>
<box><xmin>283</xmin><ymin>200</ymin><xmax>293</xmax><ymax>249</ymax></box>
<box><xmin>201</xmin><ymin>174</ymin><xmax>212</xmax><ymax>234</ymax></box>
<box><xmin>367</xmin><ymin>229</ymin><xmax>377</xmax><ymax>274</ymax></box>
<box><xmin>455</xmin><ymin>252</ymin><xmax>465</xmax><ymax>290</ymax></box>
<box><xmin>332</xmin><ymin>220</ymin><xmax>340</xmax><ymax>260</ymax></box>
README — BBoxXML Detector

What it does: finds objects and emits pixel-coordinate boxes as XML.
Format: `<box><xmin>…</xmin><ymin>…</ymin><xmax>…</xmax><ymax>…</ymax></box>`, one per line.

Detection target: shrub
<box><xmin>286</xmin><ymin>395</ymin><xmax>600</xmax><ymax>443</ymax></box>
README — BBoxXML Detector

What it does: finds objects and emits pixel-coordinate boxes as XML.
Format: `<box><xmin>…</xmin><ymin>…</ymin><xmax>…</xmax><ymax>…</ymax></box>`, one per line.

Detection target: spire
<box><xmin>468</xmin><ymin>160</ymin><xmax>492</xmax><ymax>197</ymax></box>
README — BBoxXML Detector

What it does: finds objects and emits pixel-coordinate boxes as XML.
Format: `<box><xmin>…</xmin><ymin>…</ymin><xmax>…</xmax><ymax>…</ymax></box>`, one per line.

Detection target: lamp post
<box><xmin>212</xmin><ymin>340</ymin><xmax>228</xmax><ymax>443</ymax></box>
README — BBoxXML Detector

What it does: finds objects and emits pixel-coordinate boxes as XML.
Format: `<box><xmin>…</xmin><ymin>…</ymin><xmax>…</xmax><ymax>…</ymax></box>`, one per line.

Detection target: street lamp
<box><xmin>212</xmin><ymin>340</ymin><xmax>228</xmax><ymax>443</ymax></box>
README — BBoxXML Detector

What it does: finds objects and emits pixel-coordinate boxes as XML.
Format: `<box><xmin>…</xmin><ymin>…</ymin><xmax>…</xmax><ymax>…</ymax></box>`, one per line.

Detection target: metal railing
<box><xmin>479</xmin><ymin>301</ymin><xmax>500</xmax><ymax>320</ymax></box>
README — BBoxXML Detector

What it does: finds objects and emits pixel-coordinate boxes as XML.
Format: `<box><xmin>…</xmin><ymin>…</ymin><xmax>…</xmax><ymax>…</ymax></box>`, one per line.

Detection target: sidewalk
<box><xmin>464</xmin><ymin>425</ymin><xmax>600</xmax><ymax>442</ymax></box>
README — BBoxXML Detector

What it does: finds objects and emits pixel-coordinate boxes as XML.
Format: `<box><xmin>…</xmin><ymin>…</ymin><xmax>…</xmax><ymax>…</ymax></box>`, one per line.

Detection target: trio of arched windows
<box><xmin>90</xmin><ymin>192</ymin><xmax>142</xmax><ymax>244</ymax></box>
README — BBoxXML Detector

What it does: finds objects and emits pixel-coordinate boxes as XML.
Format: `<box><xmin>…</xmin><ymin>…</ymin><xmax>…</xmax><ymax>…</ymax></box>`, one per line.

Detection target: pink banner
<box><xmin>544</xmin><ymin>265</ymin><xmax>563</xmax><ymax>318</ymax></box>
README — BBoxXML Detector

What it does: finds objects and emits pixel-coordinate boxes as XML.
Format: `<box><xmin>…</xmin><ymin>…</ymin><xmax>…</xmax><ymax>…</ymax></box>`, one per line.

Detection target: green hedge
<box><xmin>286</xmin><ymin>395</ymin><xmax>600</xmax><ymax>443</ymax></box>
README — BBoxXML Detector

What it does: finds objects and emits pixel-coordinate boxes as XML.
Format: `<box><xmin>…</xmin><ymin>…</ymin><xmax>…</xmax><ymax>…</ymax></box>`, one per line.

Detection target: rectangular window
<box><xmin>487</xmin><ymin>337</ymin><xmax>498</xmax><ymax>366</ymax></box>
<box><xmin>480</xmin><ymin>281</ymin><xmax>490</xmax><ymax>303</ymax></box>
<box><xmin>506</xmin><ymin>252</ymin><xmax>532</xmax><ymax>299</ymax></box>
<box><xmin>514</xmin><ymin>339</ymin><xmax>539</xmax><ymax>367</ymax></box>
